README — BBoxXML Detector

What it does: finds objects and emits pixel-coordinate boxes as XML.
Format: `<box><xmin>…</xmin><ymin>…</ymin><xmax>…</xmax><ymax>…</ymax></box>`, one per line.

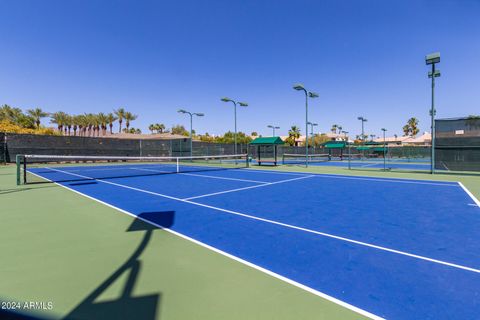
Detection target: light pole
<box><xmin>357</xmin><ymin>116</ymin><xmax>368</xmax><ymax>142</ymax></box>
<box><xmin>267</xmin><ymin>125</ymin><xmax>280</xmax><ymax>136</ymax></box>
<box><xmin>342</xmin><ymin>130</ymin><xmax>351</xmax><ymax>170</ymax></box>
<box><xmin>381</xmin><ymin>128</ymin><xmax>387</xmax><ymax>171</ymax></box>
<box><xmin>178</xmin><ymin>109</ymin><xmax>204</xmax><ymax>158</ymax></box>
<box><xmin>426</xmin><ymin>52</ymin><xmax>441</xmax><ymax>174</ymax></box>
<box><xmin>293</xmin><ymin>84</ymin><xmax>319</xmax><ymax>167</ymax></box>
<box><xmin>221</xmin><ymin>97</ymin><xmax>248</xmax><ymax>155</ymax></box>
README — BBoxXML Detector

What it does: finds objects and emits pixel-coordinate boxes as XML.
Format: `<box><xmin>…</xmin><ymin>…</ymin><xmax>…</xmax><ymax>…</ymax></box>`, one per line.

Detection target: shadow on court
<box><xmin>0</xmin><ymin>185</ymin><xmax>58</xmax><ymax>195</ymax></box>
<box><xmin>64</xmin><ymin>211</ymin><xmax>175</xmax><ymax>320</ymax></box>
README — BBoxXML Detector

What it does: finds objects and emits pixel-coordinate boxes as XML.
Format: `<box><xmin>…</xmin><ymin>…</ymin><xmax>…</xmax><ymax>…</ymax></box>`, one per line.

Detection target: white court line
<box><xmin>44</xmin><ymin>167</ymin><xmax>480</xmax><ymax>275</ymax></box>
<box><xmin>458</xmin><ymin>182</ymin><xmax>480</xmax><ymax>207</ymax></box>
<box><xmin>242</xmin><ymin>167</ymin><xmax>461</xmax><ymax>186</ymax></box>
<box><xmin>312</xmin><ymin>174</ymin><xmax>459</xmax><ymax>187</ymax></box>
<box><xmin>130</xmin><ymin>167</ymin><xmax>270</xmax><ymax>184</ymax></box>
<box><xmin>29</xmin><ymin>169</ymin><xmax>382</xmax><ymax>320</ymax></box>
<box><xmin>183</xmin><ymin>175</ymin><xmax>315</xmax><ymax>200</ymax></box>
<box><xmin>359</xmin><ymin>163</ymin><xmax>380</xmax><ymax>168</ymax></box>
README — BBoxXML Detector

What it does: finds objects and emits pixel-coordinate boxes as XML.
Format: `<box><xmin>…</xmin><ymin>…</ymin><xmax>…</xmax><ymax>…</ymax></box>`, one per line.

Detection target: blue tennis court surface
<box><xmin>29</xmin><ymin>164</ymin><xmax>480</xmax><ymax>319</ymax></box>
<box><xmin>284</xmin><ymin>159</ymin><xmax>432</xmax><ymax>171</ymax></box>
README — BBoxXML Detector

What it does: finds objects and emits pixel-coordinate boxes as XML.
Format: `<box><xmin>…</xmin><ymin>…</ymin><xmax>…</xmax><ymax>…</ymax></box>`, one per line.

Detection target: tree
<box><xmin>171</xmin><ymin>125</ymin><xmax>189</xmax><ymax>136</ymax></box>
<box><xmin>403</xmin><ymin>117</ymin><xmax>419</xmax><ymax>137</ymax></box>
<box><xmin>107</xmin><ymin>113</ymin><xmax>117</xmax><ymax>134</ymax></box>
<box><xmin>148</xmin><ymin>124</ymin><xmax>155</xmax><ymax>134</ymax></box>
<box><xmin>124</xmin><ymin>112</ymin><xmax>137</xmax><ymax>131</ymax></box>
<box><xmin>466</xmin><ymin>115</ymin><xmax>480</xmax><ymax>129</ymax></box>
<box><xmin>50</xmin><ymin>112</ymin><xmax>69</xmax><ymax>134</ymax></box>
<box><xmin>337</xmin><ymin>126</ymin><xmax>343</xmax><ymax>134</ymax></box>
<box><xmin>285</xmin><ymin>125</ymin><xmax>301</xmax><ymax>146</ymax></box>
<box><xmin>157</xmin><ymin>123</ymin><xmax>165</xmax><ymax>133</ymax></box>
<box><xmin>27</xmin><ymin>108</ymin><xmax>49</xmax><ymax>128</ymax></box>
<box><xmin>251</xmin><ymin>131</ymin><xmax>258</xmax><ymax>136</ymax></box>
<box><xmin>64</xmin><ymin>114</ymin><xmax>73</xmax><ymax>136</ymax></box>
<box><xmin>331</xmin><ymin>124</ymin><xmax>338</xmax><ymax>134</ymax></box>
<box><xmin>114</xmin><ymin>108</ymin><xmax>126</xmax><ymax>133</ymax></box>
<box><xmin>1</xmin><ymin>105</ymin><xmax>35</xmax><ymax>128</ymax></box>
<box><xmin>97</xmin><ymin>113</ymin><xmax>109</xmax><ymax>136</ymax></box>
<box><xmin>214</xmin><ymin>131</ymin><xmax>252</xmax><ymax>144</ymax></box>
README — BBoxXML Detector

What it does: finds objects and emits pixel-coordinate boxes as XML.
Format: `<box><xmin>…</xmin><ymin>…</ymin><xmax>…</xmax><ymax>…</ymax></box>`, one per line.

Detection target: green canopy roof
<box><xmin>249</xmin><ymin>136</ymin><xmax>284</xmax><ymax>145</ymax></box>
<box><xmin>321</xmin><ymin>140</ymin><xmax>347</xmax><ymax>148</ymax></box>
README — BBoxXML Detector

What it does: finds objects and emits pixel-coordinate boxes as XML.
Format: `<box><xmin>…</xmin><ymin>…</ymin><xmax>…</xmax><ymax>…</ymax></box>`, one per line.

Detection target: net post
<box><xmin>176</xmin><ymin>157</ymin><xmax>180</xmax><ymax>173</ymax></box>
<box><xmin>246</xmin><ymin>154</ymin><xmax>249</xmax><ymax>168</ymax></box>
<box><xmin>16</xmin><ymin>155</ymin><xmax>21</xmax><ymax>185</ymax></box>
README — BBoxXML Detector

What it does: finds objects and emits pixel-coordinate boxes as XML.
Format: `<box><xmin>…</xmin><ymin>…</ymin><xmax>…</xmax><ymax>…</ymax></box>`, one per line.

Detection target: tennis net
<box><xmin>16</xmin><ymin>154</ymin><xmax>249</xmax><ymax>185</ymax></box>
<box><xmin>282</xmin><ymin>153</ymin><xmax>331</xmax><ymax>165</ymax></box>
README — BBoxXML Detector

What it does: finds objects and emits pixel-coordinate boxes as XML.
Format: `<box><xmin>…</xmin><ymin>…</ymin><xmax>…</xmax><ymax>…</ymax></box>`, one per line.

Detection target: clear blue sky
<box><xmin>1</xmin><ymin>0</ymin><xmax>479</xmax><ymax>138</ymax></box>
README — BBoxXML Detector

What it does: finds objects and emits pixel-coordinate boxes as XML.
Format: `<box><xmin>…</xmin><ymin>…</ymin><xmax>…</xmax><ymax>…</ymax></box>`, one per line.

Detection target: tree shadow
<box><xmin>64</xmin><ymin>211</ymin><xmax>175</xmax><ymax>320</ymax></box>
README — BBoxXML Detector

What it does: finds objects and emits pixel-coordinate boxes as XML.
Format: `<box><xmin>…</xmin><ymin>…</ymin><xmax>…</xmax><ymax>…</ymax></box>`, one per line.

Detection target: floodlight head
<box><xmin>308</xmin><ymin>92</ymin><xmax>319</xmax><ymax>98</ymax></box>
<box><xmin>178</xmin><ymin>109</ymin><xmax>187</xmax><ymax>114</ymax></box>
<box><xmin>428</xmin><ymin>70</ymin><xmax>441</xmax><ymax>78</ymax></box>
<box><xmin>293</xmin><ymin>83</ymin><xmax>305</xmax><ymax>91</ymax></box>
<box><xmin>275</xmin><ymin>126</ymin><xmax>280</xmax><ymax>129</ymax></box>
<box><xmin>267</xmin><ymin>125</ymin><xmax>274</xmax><ymax>128</ymax></box>
<box><xmin>238</xmin><ymin>102</ymin><xmax>248</xmax><ymax>107</ymax></box>
<box><xmin>312</xmin><ymin>123</ymin><xmax>318</xmax><ymax>126</ymax></box>
<box><xmin>194</xmin><ymin>113</ymin><xmax>204</xmax><ymax>117</ymax></box>
<box><xmin>358</xmin><ymin>116</ymin><xmax>367</xmax><ymax>122</ymax></box>
<box><xmin>221</xmin><ymin>97</ymin><xmax>233</xmax><ymax>102</ymax></box>
<box><xmin>381</xmin><ymin>128</ymin><xmax>387</xmax><ymax>132</ymax></box>
<box><xmin>425</xmin><ymin>52</ymin><xmax>440</xmax><ymax>65</ymax></box>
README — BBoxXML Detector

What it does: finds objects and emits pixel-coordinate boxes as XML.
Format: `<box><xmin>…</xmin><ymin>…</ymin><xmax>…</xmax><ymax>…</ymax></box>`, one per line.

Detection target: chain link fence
<box><xmin>435</xmin><ymin>118</ymin><xmax>480</xmax><ymax>172</ymax></box>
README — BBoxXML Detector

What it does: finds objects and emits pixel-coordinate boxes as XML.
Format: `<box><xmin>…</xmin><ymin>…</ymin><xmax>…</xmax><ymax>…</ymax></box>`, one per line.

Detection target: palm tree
<box><xmin>97</xmin><ymin>113</ymin><xmax>109</xmax><ymax>136</ymax></box>
<box><xmin>107</xmin><ymin>113</ymin><xmax>117</xmax><ymax>134</ymax></box>
<box><xmin>72</xmin><ymin>115</ymin><xmax>81</xmax><ymax>136</ymax></box>
<box><xmin>331</xmin><ymin>124</ymin><xmax>338</xmax><ymax>134</ymax></box>
<box><xmin>77</xmin><ymin>114</ymin><xmax>89</xmax><ymax>137</ymax></box>
<box><xmin>83</xmin><ymin>113</ymin><xmax>95</xmax><ymax>136</ymax></box>
<box><xmin>403</xmin><ymin>117</ymin><xmax>419</xmax><ymax>137</ymax></box>
<box><xmin>27</xmin><ymin>108</ymin><xmax>49</xmax><ymax>128</ymax></box>
<box><xmin>50</xmin><ymin>112</ymin><xmax>69</xmax><ymax>134</ymax></box>
<box><xmin>148</xmin><ymin>124</ymin><xmax>155</xmax><ymax>134</ymax></box>
<box><xmin>114</xmin><ymin>108</ymin><xmax>126</xmax><ymax>133</ymax></box>
<box><xmin>65</xmin><ymin>114</ymin><xmax>73</xmax><ymax>136</ymax></box>
<box><xmin>91</xmin><ymin>114</ymin><xmax>101</xmax><ymax>137</ymax></box>
<box><xmin>286</xmin><ymin>125</ymin><xmax>301</xmax><ymax>146</ymax></box>
<box><xmin>337</xmin><ymin>126</ymin><xmax>342</xmax><ymax>134</ymax></box>
<box><xmin>408</xmin><ymin>117</ymin><xmax>419</xmax><ymax>137</ymax></box>
<box><xmin>157</xmin><ymin>123</ymin><xmax>165</xmax><ymax>133</ymax></box>
<box><xmin>370</xmin><ymin>134</ymin><xmax>376</xmax><ymax>141</ymax></box>
<box><xmin>124</xmin><ymin>112</ymin><xmax>138</xmax><ymax>131</ymax></box>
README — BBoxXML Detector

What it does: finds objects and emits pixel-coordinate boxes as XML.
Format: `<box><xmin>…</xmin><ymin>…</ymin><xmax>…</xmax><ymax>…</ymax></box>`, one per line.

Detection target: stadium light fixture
<box><xmin>178</xmin><ymin>108</ymin><xmax>205</xmax><ymax>158</ymax></box>
<box><xmin>221</xmin><ymin>97</ymin><xmax>248</xmax><ymax>155</ymax></box>
<box><xmin>425</xmin><ymin>52</ymin><xmax>441</xmax><ymax>174</ymax></box>
<box><xmin>357</xmin><ymin>117</ymin><xmax>368</xmax><ymax>142</ymax></box>
<box><xmin>293</xmin><ymin>83</ymin><xmax>319</xmax><ymax>167</ymax></box>
<box><xmin>267</xmin><ymin>125</ymin><xmax>280</xmax><ymax>136</ymax></box>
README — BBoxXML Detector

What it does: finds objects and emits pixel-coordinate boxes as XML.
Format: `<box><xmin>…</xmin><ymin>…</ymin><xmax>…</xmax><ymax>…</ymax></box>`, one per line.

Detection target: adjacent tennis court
<box><xmin>19</xmin><ymin>155</ymin><xmax>480</xmax><ymax>320</ymax></box>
